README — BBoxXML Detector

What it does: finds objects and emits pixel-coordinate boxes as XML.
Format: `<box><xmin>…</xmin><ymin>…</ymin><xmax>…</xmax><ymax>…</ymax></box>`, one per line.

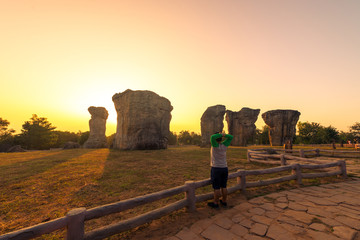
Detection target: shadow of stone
<box><xmin>0</xmin><ymin>149</ymin><xmax>96</xmax><ymax>188</ymax></box>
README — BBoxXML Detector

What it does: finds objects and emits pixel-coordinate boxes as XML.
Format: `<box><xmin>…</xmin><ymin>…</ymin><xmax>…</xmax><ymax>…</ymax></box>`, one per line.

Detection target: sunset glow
<box><xmin>1</xmin><ymin>0</ymin><xmax>359</xmax><ymax>135</ymax></box>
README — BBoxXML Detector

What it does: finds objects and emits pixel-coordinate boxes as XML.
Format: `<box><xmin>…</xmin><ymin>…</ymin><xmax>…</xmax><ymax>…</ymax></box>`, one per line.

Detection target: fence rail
<box><xmin>248</xmin><ymin>148</ymin><xmax>360</xmax><ymax>165</ymax></box>
<box><xmin>1</xmin><ymin>151</ymin><xmax>347</xmax><ymax>240</ymax></box>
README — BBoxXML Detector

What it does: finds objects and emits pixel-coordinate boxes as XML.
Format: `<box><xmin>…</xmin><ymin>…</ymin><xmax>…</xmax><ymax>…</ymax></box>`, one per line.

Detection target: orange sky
<box><xmin>1</xmin><ymin>0</ymin><xmax>359</xmax><ymax>135</ymax></box>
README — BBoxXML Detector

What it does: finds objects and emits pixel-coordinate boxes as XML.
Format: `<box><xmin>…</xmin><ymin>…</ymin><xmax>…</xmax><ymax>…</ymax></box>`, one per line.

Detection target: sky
<box><xmin>1</xmin><ymin>0</ymin><xmax>359</xmax><ymax>136</ymax></box>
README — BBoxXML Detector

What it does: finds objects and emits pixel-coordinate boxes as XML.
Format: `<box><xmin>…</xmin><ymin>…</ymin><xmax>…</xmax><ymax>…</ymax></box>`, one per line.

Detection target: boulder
<box><xmin>83</xmin><ymin>106</ymin><xmax>109</xmax><ymax>148</ymax></box>
<box><xmin>112</xmin><ymin>89</ymin><xmax>173</xmax><ymax>150</ymax></box>
<box><xmin>226</xmin><ymin>107</ymin><xmax>260</xmax><ymax>146</ymax></box>
<box><xmin>63</xmin><ymin>141</ymin><xmax>81</xmax><ymax>149</ymax></box>
<box><xmin>262</xmin><ymin>110</ymin><xmax>300</xmax><ymax>146</ymax></box>
<box><xmin>200</xmin><ymin>105</ymin><xmax>226</xmax><ymax>147</ymax></box>
<box><xmin>7</xmin><ymin>145</ymin><xmax>26</xmax><ymax>152</ymax></box>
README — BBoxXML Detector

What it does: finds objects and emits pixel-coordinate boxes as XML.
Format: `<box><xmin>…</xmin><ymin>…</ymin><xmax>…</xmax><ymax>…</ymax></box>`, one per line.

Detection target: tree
<box><xmin>350</xmin><ymin>122</ymin><xmax>360</xmax><ymax>142</ymax></box>
<box><xmin>297</xmin><ymin>122</ymin><xmax>323</xmax><ymax>144</ymax></box>
<box><xmin>254</xmin><ymin>126</ymin><xmax>270</xmax><ymax>145</ymax></box>
<box><xmin>107</xmin><ymin>133</ymin><xmax>116</xmax><ymax>148</ymax></box>
<box><xmin>178</xmin><ymin>130</ymin><xmax>201</xmax><ymax>145</ymax></box>
<box><xmin>78</xmin><ymin>131</ymin><xmax>90</xmax><ymax>145</ymax></box>
<box><xmin>168</xmin><ymin>131</ymin><xmax>178</xmax><ymax>145</ymax></box>
<box><xmin>0</xmin><ymin>117</ymin><xmax>15</xmax><ymax>143</ymax></box>
<box><xmin>190</xmin><ymin>132</ymin><xmax>201</xmax><ymax>146</ymax></box>
<box><xmin>297</xmin><ymin>122</ymin><xmax>340</xmax><ymax>144</ymax></box>
<box><xmin>321</xmin><ymin>126</ymin><xmax>339</xmax><ymax>143</ymax></box>
<box><xmin>0</xmin><ymin>118</ymin><xmax>15</xmax><ymax>151</ymax></box>
<box><xmin>178</xmin><ymin>131</ymin><xmax>192</xmax><ymax>145</ymax></box>
<box><xmin>339</xmin><ymin>131</ymin><xmax>354</xmax><ymax>145</ymax></box>
<box><xmin>17</xmin><ymin>114</ymin><xmax>58</xmax><ymax>150</ymax></box>
<box><xmin>53</xmin><ymin>131</ymin><xmax>80</xmax><ymax>148</ymax></box>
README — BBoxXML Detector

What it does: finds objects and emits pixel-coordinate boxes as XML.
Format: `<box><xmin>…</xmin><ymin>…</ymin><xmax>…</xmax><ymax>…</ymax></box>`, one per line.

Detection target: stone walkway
<box><xmin>165</xmin><ymin>179</ymin><xmax>360</xmax><ymax>240</ymax></box>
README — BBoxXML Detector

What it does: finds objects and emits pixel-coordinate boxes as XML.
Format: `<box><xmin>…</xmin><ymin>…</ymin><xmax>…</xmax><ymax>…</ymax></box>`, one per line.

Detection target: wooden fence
<box><xmin>248</xmin><ymin>148</ymin><xmax>360</xmax><ymax>166</ymax></box>
<box><xmin>0</xmin><ymin>155</ymin><xmax>347</xmax><ymax>240</ymax></box>
<box><xmin>309</xmin><ymin>149</ymin><xmax>360</xmax><ymax>158</ymax></box>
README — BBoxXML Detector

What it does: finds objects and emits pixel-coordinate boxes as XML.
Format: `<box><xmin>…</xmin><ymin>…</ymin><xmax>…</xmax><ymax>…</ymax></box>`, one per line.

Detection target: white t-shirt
<box><xmin>210</xmin><ymin>144</ymin><xmax>228</xmax><ymax>168</ymax></box>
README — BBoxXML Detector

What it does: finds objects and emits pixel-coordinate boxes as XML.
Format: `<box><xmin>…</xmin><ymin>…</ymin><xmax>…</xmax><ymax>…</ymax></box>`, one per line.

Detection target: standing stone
<box><xmin>200</xmin><ymin>105</ymin><xmax>226</xmax><ymax>147</ymax></box>
<box><xmin>262</xmin><ymin>110</ymin><xmax>300</xmax><ymax>146</ymax></box>
<box><xmin>83</xmin><ymin>107</ymin><xmax>109</xmax><ymax>148</ymax></box>
<box><xmin>226</xmin><ymin>108</ymin><xmax>260</xmax><ymax>146</ymax></box>
<box><xmin>112</xmin><ymin>89</ymin><xmax>173</xmax><ymax>150</ymax></box>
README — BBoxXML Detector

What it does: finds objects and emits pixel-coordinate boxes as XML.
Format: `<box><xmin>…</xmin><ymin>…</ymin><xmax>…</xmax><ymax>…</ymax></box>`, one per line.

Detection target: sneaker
<box><xmin>220</xmin><ymin>200</ymin><xmax>227</xmax><ymax>207</ymax></box>
<box><xmin>207</xmin><ymin>202</ymin><xmax>219</xmax><ymax>209</ymax></box>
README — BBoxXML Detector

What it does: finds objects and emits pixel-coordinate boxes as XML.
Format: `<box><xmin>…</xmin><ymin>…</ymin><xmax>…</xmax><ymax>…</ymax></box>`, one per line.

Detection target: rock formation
<box><xmin>83</xmin><ymin>106</ymin><xmax>109</xmax><ymax>148</ymax></box>
<box><xmin>226</xmin><ymin>107</ymin><xmax>260</xmax><ymax>146</ymax></box>
<box><xmin>200</xmin><ymin>105</ymin><xmax>226</xmax><ymax>147</ymax></box>
<box><xmin>112</xmin><ymin>89</ymin><xmax>173</xmax><ymax>150</ymax></box>
<box><xmin>7</xmin><ymin>145</ymin><xmax>26</xmax><ymax>152</ymax></box>
<box><xmin>262</xmin><ymin>110</ymin><xmax>300</xmax><ymax>146</ymax></box>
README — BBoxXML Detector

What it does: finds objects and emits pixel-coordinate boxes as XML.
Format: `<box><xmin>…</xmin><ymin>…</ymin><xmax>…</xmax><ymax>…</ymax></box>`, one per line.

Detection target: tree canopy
<box><xmin>350</xmin><ymin>122</ymin><xmax>360</xmax><ymax>141</ymax></box>
<box><xmin>177</xmin><ymin>131</ymin><xmax>201</xmax><ymax>145</ymax></box>
<box><xmin>296</xmin><ymin>121</ymin><xmax>339</xmax><ymax>144</ymax></box>
<box><xmin>0</xmin><ymin>118</ymin><xmax>15</xmax><ymax>140</ymax></box>
<box><xmin>17</xmin><ymin>114</ymin><xmax>58</xmax><ymax>150</ymax></box>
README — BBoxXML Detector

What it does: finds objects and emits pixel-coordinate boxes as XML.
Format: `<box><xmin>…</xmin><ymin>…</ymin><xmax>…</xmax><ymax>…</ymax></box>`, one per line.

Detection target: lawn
<box><xmin>0</xmin><ymin>146</ymin><xmax>348</xmax><ymax>239</ymax></box>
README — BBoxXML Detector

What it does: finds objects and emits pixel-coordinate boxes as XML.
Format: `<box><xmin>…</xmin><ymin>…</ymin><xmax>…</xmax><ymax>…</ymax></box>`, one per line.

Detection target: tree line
<box><xmin>1</xmin><ymin>114</ymin><xmax>359</xmax><ymax>151</ymax></box>
<box><xmin>295</xmin><ymin>121</ymin><xmax>359</xmax><ymax>145</ymax></box>
<box><xmin>0</xmin><ymin>114</ymin><xmax>91</xmax><ymax>151</ymax></box>
<box><xmin>165</xmin><ymin>121</ymin><xmax>360</xmax><ymax>146</ymax></box>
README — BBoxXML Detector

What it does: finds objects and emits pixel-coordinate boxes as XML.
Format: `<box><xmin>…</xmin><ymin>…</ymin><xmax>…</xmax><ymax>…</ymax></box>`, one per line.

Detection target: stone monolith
<box><xmin>200</xmin><ymin>105</ymin><xmax>226</xmax><ymax>147</ymax></box>
<box><xmin>226</xmin><ymin>107</ymin><xmax>260</xmax><ymax>146</ymax></box>
<box><xmin>112</xmin><ymin>89</ymin><xmax>173</xmax><ymax>150</ymax></box>
<box><xmin>262</xmin><ymin>109</ymin><xmax>300</xmax><ymax>146</ymax></box>
<box><xmin>83</xmin><ymin>106</ymin><xmax>109</xmax><ymax>148</ymax></box>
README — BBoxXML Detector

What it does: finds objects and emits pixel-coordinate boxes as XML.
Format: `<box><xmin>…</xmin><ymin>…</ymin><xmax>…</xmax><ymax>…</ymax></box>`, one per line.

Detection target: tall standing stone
<box><xmin>262</xmin><ymin>110</ymin><xmax>300</xmax><ymax>146</ymax></box>
<box><xmin>83</xmin><ymin>106</ymin><xmax>109</xmax><ymax>148</ymax></box>
<box><xmin>226</xmin><ymin>107</ymin><xmax>260</xmax><ymax>146</ymax></box>
<box><xmin>200</xmin><ymin>105</ymin><xmax>226</xmax><ymax>147</ymax></box>
<box><xmin>112</xmin><ymin>89</ymin><xmax>173</xmax><ymax>150</ymax></box>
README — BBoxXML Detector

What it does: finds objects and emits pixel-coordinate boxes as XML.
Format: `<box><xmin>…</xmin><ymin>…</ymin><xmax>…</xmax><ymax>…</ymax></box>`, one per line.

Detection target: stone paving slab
<box><xmin>165</xmin><ymin>179</ymin><xmax>360</xmax><ymax>240</ymax></box>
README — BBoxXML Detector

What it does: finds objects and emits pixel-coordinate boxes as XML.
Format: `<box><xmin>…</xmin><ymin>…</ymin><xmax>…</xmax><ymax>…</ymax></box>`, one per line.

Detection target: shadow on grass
<box><xmin>0</xmin><ymin>149</ymin><xmax>95</xmax><ymax>188</ymax></box>
<box><xmin>91</xmin><ymin>146</ymin><xmax>250</xmax><ymax>207</ymax></box>
<box><xmin>78</xmin><ymin>147</ymin><xmax>251</xmax><ymax>239</ymax></box>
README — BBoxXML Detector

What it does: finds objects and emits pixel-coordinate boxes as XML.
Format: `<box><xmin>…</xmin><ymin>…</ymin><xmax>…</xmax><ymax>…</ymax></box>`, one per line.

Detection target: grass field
<box><xmin>0</xmin><ymin>146</ymin><xmax>350</xmax><ymax>239</ymax></box>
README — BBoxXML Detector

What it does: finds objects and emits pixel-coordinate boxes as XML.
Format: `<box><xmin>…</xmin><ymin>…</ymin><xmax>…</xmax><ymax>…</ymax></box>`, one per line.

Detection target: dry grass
<box><xmin>0</xmin><ymin>146</ymin><xmax>349</xmax><ymax>239</ymax></box>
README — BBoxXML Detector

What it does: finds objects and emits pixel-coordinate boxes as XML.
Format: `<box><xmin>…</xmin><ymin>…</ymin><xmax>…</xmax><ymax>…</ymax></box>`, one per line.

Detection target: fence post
<box><xmin>247</xmin><ymin>150</ymin><xmax>251</xmax><ymax>162</ymax></box>
<box><xmin>315</xmin><ymin>149</ymin><xmax>320</xmax><ymax>157</ymax></box>
<box><xmin>338</xmin><ymin>160</ymin><xmax>347</xmax><ymax>179</ymax></box>
<box><xmin>66</xmin><ymin>208</ymin><xmax>86</xmax><ymax>240</ymax></box>
<box><xmin>238</xmin><ymin>171</ymin><xmax>246</xmax><ymax>194</ymax></box>
<box><xmin>292</xmin><ymin>164</ymin><xmax>302</xmax><ymax>186</ymax></box>
<box><xmin>299</xmin><ymin>149</ymin><xmax>305</xmax><ymax>158</ymax></box>
<box><xmin>236</xmin><ymin>169</ymin><xmax>242</xmax><ymax>187</ymax></box>
<box><xmin>280</xmin><ymin>154</ymin><xmax>286</xmax><ymax>166</ymax></box>
<box><xmin>185</xmin><ymin>181</ymin><xmax>196</xmax><ymax>212</ymax></box>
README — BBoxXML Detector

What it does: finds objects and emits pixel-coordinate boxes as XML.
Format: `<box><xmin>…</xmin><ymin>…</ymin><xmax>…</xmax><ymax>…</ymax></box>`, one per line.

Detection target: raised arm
<box><xmin>210</xmin><ymin>133</ymin><xmax>223</xmax><ymax>147</ymax></box>
<box><xmin>222</xmin><ymin>134</ymin><xmax>233</xmax><ymax>147</ymax></box>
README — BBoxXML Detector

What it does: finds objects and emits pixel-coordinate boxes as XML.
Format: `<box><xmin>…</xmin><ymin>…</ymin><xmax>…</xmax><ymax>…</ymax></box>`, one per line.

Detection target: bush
<box><xmin>78</xmin><ymin>131</ymin><xmax>90</xmax><ymax>145</ymax></box>
<box><xmin>178</xmin><ymin>131</ymin><xmax>201</xmax><ymax>146</ymax></box>
<box><xmin>168</xmin><ymin>131</ymin><xmax>178</xmax><ymax>145</ymax></box>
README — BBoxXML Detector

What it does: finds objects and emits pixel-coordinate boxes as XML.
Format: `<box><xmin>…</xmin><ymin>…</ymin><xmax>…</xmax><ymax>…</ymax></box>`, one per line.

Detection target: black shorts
<box><xmin>211</xmin><ymin>167</ymin><xmax>228</xmax><ymax>189</ymax></box>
